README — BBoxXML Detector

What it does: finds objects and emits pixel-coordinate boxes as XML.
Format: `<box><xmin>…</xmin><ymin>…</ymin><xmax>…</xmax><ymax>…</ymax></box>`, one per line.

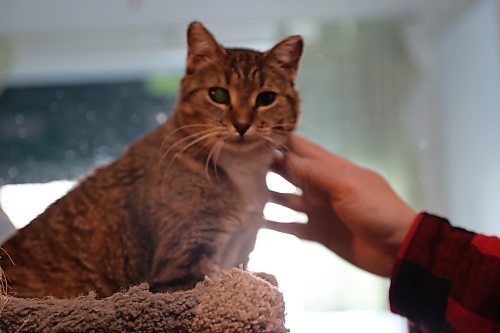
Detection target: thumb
<box><xmin>285</xmin><ymin>153</ymin><xmax>343</xmax><ymax>192</ymax></box>
<box><xmin>264</xmin><ymin>220</ymin><xmax>311</xmax><ymax>239</ymax></box>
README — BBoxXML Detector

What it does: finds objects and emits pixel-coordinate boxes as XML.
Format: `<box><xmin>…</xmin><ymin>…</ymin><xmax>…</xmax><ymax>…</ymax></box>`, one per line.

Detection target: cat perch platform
<box><xmin>0</xmin><ymin>268</ymin><xmax>287</xmax><ymax>333</ymax></box>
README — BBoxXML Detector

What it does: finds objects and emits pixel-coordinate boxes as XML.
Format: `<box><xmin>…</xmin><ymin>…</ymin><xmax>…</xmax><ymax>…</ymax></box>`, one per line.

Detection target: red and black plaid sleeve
<box><xmin>389</xmin><ymin>213</ymin><xmax>500</xmax><ymax>332</ymax></box>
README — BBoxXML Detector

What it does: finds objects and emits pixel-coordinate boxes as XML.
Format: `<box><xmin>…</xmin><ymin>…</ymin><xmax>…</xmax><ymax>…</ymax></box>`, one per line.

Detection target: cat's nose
<box><xmin>232</xmin><ymin>121</ymin><xmax>251</xmax><ymax>137</ymax></box>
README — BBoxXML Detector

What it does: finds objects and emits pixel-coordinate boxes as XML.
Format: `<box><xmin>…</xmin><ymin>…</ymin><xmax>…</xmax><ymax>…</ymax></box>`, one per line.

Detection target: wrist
<box><xmin>394</xmin><ymin>212</ymin><xmax>425</xmax><ymax>261</ymax></box>
<box><xmin>378</xmin><ymin>210</ymin><xmax>419</xmax><ymax>276</ymax></box>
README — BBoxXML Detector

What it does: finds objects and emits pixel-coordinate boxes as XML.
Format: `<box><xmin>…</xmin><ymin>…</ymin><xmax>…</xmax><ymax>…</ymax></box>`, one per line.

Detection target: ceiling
<box><xmin>0</xmin><ymin>0</ymin><xmax>473</xmax><ymax>34</ymax></box>
<box><xmin>0</xmin><ymin>0</ymin><xmax>474</xmax><ymax>85</ymax></box>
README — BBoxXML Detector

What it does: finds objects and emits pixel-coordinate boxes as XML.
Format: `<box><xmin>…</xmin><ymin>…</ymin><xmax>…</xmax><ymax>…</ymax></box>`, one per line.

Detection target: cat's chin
<box><xmin>221</xmin><ymin>135</ymin><xmax>268</xmax><ymax>153</ymax></box>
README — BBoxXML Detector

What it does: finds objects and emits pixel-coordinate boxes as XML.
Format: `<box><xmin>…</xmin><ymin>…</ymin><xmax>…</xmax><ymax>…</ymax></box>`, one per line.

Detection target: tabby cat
<box><xmin>1</xmin><ymin>22</ymin><xmax>303</xmax><ymax>299</ymax></box>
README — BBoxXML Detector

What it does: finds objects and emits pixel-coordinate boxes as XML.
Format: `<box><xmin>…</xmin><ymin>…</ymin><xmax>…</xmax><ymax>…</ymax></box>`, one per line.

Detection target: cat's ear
<box><xmin>186</xmin><ymin>22</ymin><xmax>225</xmax><ymax>71</ymax></box>
<box><xmin>265</xmin><ymin>35</ymin><xmax>303</xmax><ymax>79</ymax></box>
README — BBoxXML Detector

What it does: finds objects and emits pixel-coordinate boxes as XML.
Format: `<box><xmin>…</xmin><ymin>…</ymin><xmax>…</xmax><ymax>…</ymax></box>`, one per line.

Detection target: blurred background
<box><xmin>0</xmin><ymin>0</ymin><xmax>499</xmax><ymax>332</ymax></box>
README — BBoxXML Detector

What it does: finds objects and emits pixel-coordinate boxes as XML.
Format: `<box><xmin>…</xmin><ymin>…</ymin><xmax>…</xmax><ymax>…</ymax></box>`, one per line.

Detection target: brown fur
<box><xmin>1</xmin><ymin>22</ymin><xmax>303</xmax><ymax>299</ymax></box>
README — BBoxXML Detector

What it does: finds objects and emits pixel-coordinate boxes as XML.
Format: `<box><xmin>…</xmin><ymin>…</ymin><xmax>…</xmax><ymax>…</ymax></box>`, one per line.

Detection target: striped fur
<box><xmin>1</xmin><ymin>22</ymin><xmax>303</xmax><ymax>298</ymax></box>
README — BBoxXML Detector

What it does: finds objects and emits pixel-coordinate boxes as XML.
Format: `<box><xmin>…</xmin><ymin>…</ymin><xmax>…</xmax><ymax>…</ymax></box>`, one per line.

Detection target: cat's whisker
<box><xmin>259</xmin><ymin>134</ymin><xmax>287</xmax><ymax>151</ymax></box>
<box><xmin>212</xmin><ymin>138</ymin><xmax>225</xmax><ymax>180</ymax></box>
<box><xmin>193</xmin><ymin>131</ymin><xmax>223</xmax><ymax>182</ymax></box>
<box><xmin>206</xmin><ymin>136</ymin><xmax>225</xmax><ymax>182</ymax></box>
<box><xmin>177</xmin><ymin>131</ymin><xmax>220</xmax><ymax>158</ymax></box>
<box><xmin>186</xmin><ymin>131</ymin><xmax>225</xmax><ymax>183</ymax></box>
<box><xmin>161</xmin><ymin>126</ymin><xmax>225</xmax><ymax>176</ymax></box>
<box><xmin>158</xmin><ymin>128</ymin><xmax>220</xmax><ymax>172</ymax></box>
<box><xmin>159</xmin><ymin>128</ymin><xmax>221</xmax><ymax>202</ymax></box>
<box><xmin>269</xmin><ymin>123</ymin><xmax>297</xmax><ymax>129</ymax></box>
<box><xmin>204</xmin><ymin>142</ymin><xmax>217</xmax><ymax>183</ymax></box>
<box><xmin>268</xmin><ymin>124</ymin><xmax>297</xmax><ymax>133</ymax></box>
<box><xmin>160</xmin><ymin>123</ymin><xmax>215</xmax><ymax>145</ymax></box>
<box><xmin>164</xmin><ymin>128</ymin><xmax>218</xmax><ymax>157</ymax></box>
<box><xmin>158</xmin><ymin>124</ymin><xmax>217</xmax><ymax>163</ymax></box>
<box><xmin>161</xmin><ymin>131</ymin><xmax>219</xmax><ymax>179</ymax></box>
<box><xmin>158</xmin><ymin>124</ymin><xmax>215</xmax><ymax>162</ymax></box>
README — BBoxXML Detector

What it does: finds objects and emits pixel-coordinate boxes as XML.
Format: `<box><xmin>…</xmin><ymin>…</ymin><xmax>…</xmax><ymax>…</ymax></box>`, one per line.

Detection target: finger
<box><xmin>273</xmin><ymin>145</ymin><xmax>355</xmax><ymax>200</ymax></box>
<box><xmin>287</xmin><ymin>134</ymin><xmax>331</xmax><ymax>158</ymax></box>
<box><xmin>284</xmin><ymin>154</ymin><xmax>337</xmax><ymax>189</ymax></box>
<box><xmin>271</xmin><ymin>153</ymin><xmax>323</xmax><ymax>189</ymax></box>
<box><xmin>288</xmin><ymin>134</ymin><xmax>353</xmax><ymax>167</ymax></box>
<box><xmin>268</xmin><ymin>191</ymin><xmax>306</xmax><ymax>212</ymax></box>
<box><xmin>263</xmin><ymin>220</ymin><xmax>311</xmax><ymax>239</ymax></box>
<box><xmin>270</xmin><ymin>154</ymin><xmax>287</xmax><ymax>176</ymax></box>
<box><xmin>270</xmin><ymin>153</ymin><xmax>299</xmax><ymax>186</ymax></box>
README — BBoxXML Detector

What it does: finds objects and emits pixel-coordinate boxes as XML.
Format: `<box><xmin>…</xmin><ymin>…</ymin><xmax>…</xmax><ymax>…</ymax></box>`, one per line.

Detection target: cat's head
<box><xmin>175</xmin><ymin>22</ymin><xmax>303</xmax><ymax>153</ymax></box>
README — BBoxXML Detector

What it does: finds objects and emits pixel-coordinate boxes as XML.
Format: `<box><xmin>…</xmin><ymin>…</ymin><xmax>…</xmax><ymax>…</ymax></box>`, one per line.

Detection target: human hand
<box><xmin>265</xmin><ymin>134</ymin><xmax>417</xmax><ymax>277</ymax></box>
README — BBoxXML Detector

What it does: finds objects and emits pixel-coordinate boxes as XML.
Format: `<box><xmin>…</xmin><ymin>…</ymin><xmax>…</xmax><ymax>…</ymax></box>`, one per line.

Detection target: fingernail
<box><xmin>273</xmin><ymin>149</ymin><xmax>286</xmax><ymax>160</ymax></box>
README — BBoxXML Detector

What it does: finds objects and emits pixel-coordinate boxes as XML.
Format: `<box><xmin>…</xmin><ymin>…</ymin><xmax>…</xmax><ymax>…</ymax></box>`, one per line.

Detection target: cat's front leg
<box><xmin>219</xmin><ymin>218</ymin><xmax>263</xmax><ymax>270</ymax></box>
<box><xmin>147</xmin><ymin>235</ymin><xmax>227</xmax><ymax>292</ymax></box>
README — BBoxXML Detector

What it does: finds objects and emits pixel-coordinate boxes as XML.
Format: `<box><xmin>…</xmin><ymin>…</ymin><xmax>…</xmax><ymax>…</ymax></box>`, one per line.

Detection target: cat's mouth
<box><xmin>226</xmin><ymin>136</ymin><xmax>260</xmax><ymax>145</ymax></box>
<box><xmin>222</xmin><ymin>132</ymin><xmax>266</xmax><ymax>150</ymax></box>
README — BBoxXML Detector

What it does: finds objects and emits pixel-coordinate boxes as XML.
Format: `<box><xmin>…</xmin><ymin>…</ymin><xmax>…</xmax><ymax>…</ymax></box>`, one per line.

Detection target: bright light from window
<box><xmin>263</xmin><ymin>203</ymin><xmax>308</xmax><ymax>223</ymax></box>
<box><xmin>264</xmin><ymin>171</ymin><xmax>308</xmax><ymax>223</ymax></box>
<box><xmin>266</xmin><ymin>171</ymin><xmax>298</xmax><ymax>194</ymax></box>
<box><xmin>0</xmin><ymin>174</ymin><xmax>405</xmax><ymax>331</ymax></box>
<box><xmin>0</xmin><ymin>180</ymin><xmax>75</xmax><ymax>229</ymax></box>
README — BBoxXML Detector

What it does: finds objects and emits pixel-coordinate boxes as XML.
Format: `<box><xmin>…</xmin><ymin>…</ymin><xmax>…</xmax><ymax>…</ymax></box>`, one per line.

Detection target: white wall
<box><xmin>435</xmin><ymin>0</ymin><xmax>500</xmax><ymax>234</ymax></box>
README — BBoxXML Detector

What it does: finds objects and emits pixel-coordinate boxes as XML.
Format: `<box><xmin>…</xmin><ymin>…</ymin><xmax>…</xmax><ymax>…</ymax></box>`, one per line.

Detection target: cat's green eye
<box><xmin>256</xmin><ymin>91</ymin><xmax>277</xmax><ymax>107</ymax></box>
<box><xmin>209</xmin><ymin>87</ymin><xmax>230</xmax><ymax>105</ymax></box>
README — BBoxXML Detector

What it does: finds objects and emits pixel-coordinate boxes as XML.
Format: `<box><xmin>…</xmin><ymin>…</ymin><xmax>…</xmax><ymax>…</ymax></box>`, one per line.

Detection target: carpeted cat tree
<box><xmin>0</xmin><ymin>268</ymin><xmax>288</xmax><ymax>333</ymax></box>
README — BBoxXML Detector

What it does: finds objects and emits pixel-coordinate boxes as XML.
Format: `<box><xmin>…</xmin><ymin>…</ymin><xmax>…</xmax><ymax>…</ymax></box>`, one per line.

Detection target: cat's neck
<box><xmin>218</xmin><ymin>145</ymin><xmax>274</xmax><ymax>177</ymax></box>
<box><xmin>218</xmin><ymin>146</ymin><xmax>273</xmax><ymax>214</ymax></box>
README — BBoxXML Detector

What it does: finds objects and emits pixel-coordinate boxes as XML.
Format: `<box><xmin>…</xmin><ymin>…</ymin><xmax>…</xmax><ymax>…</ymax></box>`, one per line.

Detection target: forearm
<box><xmin>389</xmin><ymin>213</ymin><xmax>500</xmax><ymax>332</ymax></box>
